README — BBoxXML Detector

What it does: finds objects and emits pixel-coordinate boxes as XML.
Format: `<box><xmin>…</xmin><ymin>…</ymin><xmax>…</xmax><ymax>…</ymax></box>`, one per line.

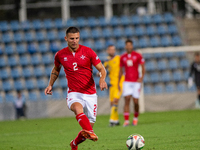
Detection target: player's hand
<box><xmin>137</xmin><ymin>77</ymin><xmax>143</xmax><ymax>83</ymax></box>
<box><xmin>44</xmin><ymin>85</ymin><xmax>53</xmax><ymax>95</ymax></box>
<box><xmin>99</xmin><ymin>78</ymin><xmax>108</xmax><ymax>91</ymax></box>
<box><xmin>188</xmin><ymin>77</ymin><xmax>193</xmax><ymax>88</ymax></box>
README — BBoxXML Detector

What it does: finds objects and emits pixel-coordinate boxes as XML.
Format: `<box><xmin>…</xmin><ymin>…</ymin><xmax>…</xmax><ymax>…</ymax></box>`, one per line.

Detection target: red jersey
<box><xmin>54</xmin><ymin>45</ymin><xmax>101</xmax><ymax>94</ymax></box>
<box><xmin>120</xmin><ymin>51</ymin><xmax>145</xmax><ymax>82</ymax></box>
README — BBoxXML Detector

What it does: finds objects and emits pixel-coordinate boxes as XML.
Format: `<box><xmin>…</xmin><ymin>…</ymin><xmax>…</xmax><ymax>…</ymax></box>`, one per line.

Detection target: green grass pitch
<box><xmin>0</xmin><ymin>109</ymin><xmax>199</xmax><ymax>150</ymax></box>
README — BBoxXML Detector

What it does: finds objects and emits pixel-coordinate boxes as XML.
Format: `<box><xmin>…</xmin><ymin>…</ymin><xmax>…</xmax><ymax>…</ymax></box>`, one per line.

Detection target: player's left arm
<box><xmin>95</xmin><ymin>62</ymin><xmax>108</xmax><ymax>91</ymax></box>
<box><xmin>137</xmin><ymin>63</ymin><xmax>146</xmax><ymax>83</ymax></box>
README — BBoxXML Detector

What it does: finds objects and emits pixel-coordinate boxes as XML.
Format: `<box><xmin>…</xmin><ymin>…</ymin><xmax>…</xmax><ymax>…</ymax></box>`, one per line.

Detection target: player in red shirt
<box><xmin>44</xmin><ymin>27</ymin><xmax>107</xmax><ymax>150</ymax></box>
<box><xmin>118</xmin><ymin>39</ymin><xmax>145</xmax><ymax>126</ymax></box>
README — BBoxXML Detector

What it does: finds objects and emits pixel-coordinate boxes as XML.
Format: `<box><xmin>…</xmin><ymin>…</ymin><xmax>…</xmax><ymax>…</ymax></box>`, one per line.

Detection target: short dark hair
<box><xmin>66</xmin><ymin>26</ymin><xmax>80</xmax><ymax>35</ymax></box>
<box><xmin>125</xmin><ymin>39</ymin><xmax>133</xmax><ymax>45</ymax></box>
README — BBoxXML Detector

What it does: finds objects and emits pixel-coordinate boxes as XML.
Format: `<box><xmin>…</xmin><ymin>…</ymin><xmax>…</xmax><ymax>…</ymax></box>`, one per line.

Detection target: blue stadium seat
<box><xmin>120</xmin><ymin>15</ymin><xmax>131</xmax><ymax>26</ymax></box>
<box><xmin>97</xmin><ymin>87</ymin><xmax>109</xmax><ymax>97</ymax></box>
<box><xmin>161</xmin><ymin>36</ymin><xmax>172</xmax><ymax>47</ymax></box>
<box><xmin>154</xmin><ymin>84</ymin><xmax>165</xmax><ymax>94</ymax></box>
<box><xmin>92</xmin><ymin>66</ymin><xmax>98</xmax><ymax>75</ymax></box>
<box><xmin>38</xmin><ymin>42</ymin><xmax>49</xmax><ymax>53</ymax></box>
<box><xmin>172</xmin><ymin>35</ymin><xmax>182</xmax><ymax>46</ymax></box>
<box><xmin>24</xmin><ymin>31</ymin><xmax>35</xmax><ymax>42</ymax></box>
<box><xmin>157</xmin><ymin>24</ymin><xmax>168</xmax><ymax>35</ymax></box>
<box><xmin>42</xmin><ymin>53</ymin><xmax>53</xmax><ymax>65</ymax></box>
<box><xmin>25</xmin><ymin>78</ymin><xmax>37</xmax><ymax>90</ymax></box>
<box><xmin>145</xmin><ymin>60</ymin><xmax>157</xmax><ymax>71</ymax></box>
<box><xmin>144</xmin><ymin>85</ymin><xmax>153</xmax><ymax>94</ymax></box>
<box><xmin>54</xmin><ymin>18</ymin><xmax>64</xmax><ymax>29</ymax></box>
<box><xmin>45</xmin><ymin>65</ymin><xmax>53</xmax><ymax>77</ymax></box>
<box><xmin>183</xmin><ymin>70</ymin><xmax>189</xmax><ymax>80</ymax></box>
<box><xmin>135</xmin><ymin>26</ymin><xmax>146</xmax><ymax>37</ymax></box>
<box><xmin>152</xmin><ymin>14</ymin><xmax>164</xmax><ymax>24</ymax></box>
<box><xmin>131</xmin><ymin>15</ymin><xmax>142</xmax><ymax>26</ymax></box>
<box><xmin>16</xmin><ymin>43</ymin><xmax>26</xmax><ymax>55</ymax></box>
<box><xmin>88</xmin><ymin>17</ymin><xmax>99</xmax><ymax>28</ymax></box>
<box><xmin>2</xmin><ymin>80</ymin><xmax>13</xmax><ymax>92</ymax></box>
<box><xmin>146</xmin><ymin>25</ymin><xmax>157</xmax><ymax>36</ymax></box>
<box><xmin>31</xmin><ymin>54</ymin><xmax>42</xmax><ymax>66</ymax></box>
<box><xmin>5</xmin><ymin>92</ymin><xmax>15</xmax><ymax>102</ymax></box>
<box><xmin>142</xmin><ymin>53</ymin><xmax>153</xmax><ymax>60</ymax></box>
<box><xmin>58</xmin><ymin>30</ymin><xmax>66</xmax><ymax>41</ymax></box>
<box><xmin>32</xmin><ymin>19</ymin><xmax>43</xmax><ymax>30</ymax></box>
<box><xmin>76</xmin><ymin>17</ymin><xmax>88</xmax><ymax>28</ymax></box>
<box><xmin>0</xmin><ymin>56</ymin><xmax>7</xmax><ymax>68</ymax></box>
<box><xmin>164</xmin><ymin>13</ymin><xmax>174</xmax><ymax>24</ymax></box>
<box><xmin>102</xmin><ymin>28</ymin><xmax>113</xmax><ymax>38</ymax></box>
<box><xmin>80</xmin><ymin>29</ymin><xmax>91</xmax><ymax>40</ymax></box>
<box><xmin>59</xmin><ymin>77</ymin><xmax>68</xmax><ymax>89</ymax></box>
<box><xmin>2</xmin><ymin>33</ymin><xmax>12</xmax><ymax>43</ymax></box>
<box><xmin>14</xmin><ymin>79</ymin><xmax>25</xmax><ymax>91</ymax></box>
<box><xmin>40</xmin><ymin>90</ymin><xmax>51</xmax><ymax>100</ymax></box>
<box><xmin>91</xmin><ymin>28</ymin><xmax>102</xmax><ymax>39</ymax></box>
<box><xmin>110</xmin><ymin>16</ymin><xmax>121</xmax><ymax>26</ymax></box>
<box><xmin>168</xmin><ymin>59</ymin><xmax>179</xmax><ymax>70</ymax></box>
<box><xmin>13</xmin><ymin>32</ymin><xmax>24</xmax><ymax>43</ymax></box>
<box><xmin>21</xmin><ymin>21</ymin><xmax>32</xmax><ymax>31</ymax></box>
<box><xmin>8</xmin><ymin>55</ymin><xmax>19</xmax><ymax>67</ymax></box>
<box><xmin>124</xmin><ymin>26</ymin><xmax>134</xmax><ymax>37</ymax></box>
<box><xmin>43</xmin><ymin>19</ymin><xmax>54</xmax><ymax>30</ymax></box>
<box><xmin>94</xmin><ymin>40</ymin><xmax>105</xmax><ymax>51</ymax></box>
<box><xmin>19</xmin><ymin>54</ymin><xmax>31</xmax><ymax>66</ymax></box>
<box><xmin>153</xmin><ymin>53</ymin><xmax>163</xmax><ymax>59</ymax></box>
<box><xmin>10</xmin><ymin>20</ymin><xmax>21</xmax><ymax>32</ymax></box>
<box><xmin>0</xmin><ymin>21</ymin><xmax>9</xmax><ymax>32</ymax></box>
<box><xmin>98</xmin><ymin>52</ymin><xmax>108</xmax><ymax>62</ymax></box>
<box><xmin>157</xmin><ymin>59</ymin><xmax>168</xmax><ymax>70</ymax></box>
<box><xmin>161</xmin><ymin>71</ymin><xmax>172</xmax><ymax>82</ymax></box>
<box><xmin>59</xmin><ymin>67</ymin><xmax>66</xmax><ymax>77</ymax></box>
<box><xmin>180</xmin><ymin>58</ymin><xmax>190</xmax><ymax>69</ymax></box>
<box><xmin>66</xmin><ymin>18</ymin><xmax>77</xmax><ymax>27</ymax></box>
<box><xmin>149</xmin><ymin>36</ymin><xmax>161</xmax><ymax>47</ymax></box>
<box><xmin>28</xmin><ymin>91</ymin><xmax>40</xmax><ymax>101</ymax></box>
<box><xmin>11</xmin><ymin>67</ymin><xmax>22</xmax><ymax>79</ymax></box>
<box><xmin>165</xmin><ymin>83</ymin><xmax>176</xmax><ymax>93</ymax></box>
<box><xmin>0</xmin><ymin>68</ymin><xmax>10</xmax><ymax>80</ymax></box>
<box><xmin>138</xmin><ymin>37</ymin><xmax>149</xmax><ymax>48</ymax></box>
<box><xmin>61</xmin><ymin>41</ymin><xmax>68</xmax><ymax>49</ymax></box>
<box><xmin>0</xmin><ymin>95</ymin><xmax>3</xmax><ymax>103</ymax></box>
<box><xmin>98</xmin><ymin>16</ymin><xmax>108</xmax><ymax>27</ymax></box>
<box><xmin>50</xmin><ymin>42</ymin><xmax>60</xmax><ymax>53</ymax></box>
<box><xmin>150</xmin><ymin>72</ymin><xmax>161</xmax><ymax>83</ymax></box>
<box><xmin>37</xmin><ymin>78</ymin><xmax>48</xmax><ymax>89</ymax></box>
<box><xmin>168</xmin><ymin>24</ymin><xmax>178</xmax><ymax>35</ymax></box>
<box><xmin>27</xmin><ymin>43</ymin><xmax>38</xmax><ymax>54</ymax></box>
<box><xmin>143</xmin><ymin>73</ymin><xmax>150</xmax><ymax>84</ymax></box>
<box><xmin>116</xmin><ymin>38</ymin><xmax>125</xmax><ymax>50</ymax></box>
<box><xmin>34</xmin><ymin>66</ymin><xmax>45</xmax><ymax>78</ymax></box>
<box><xmin>46</xmin><ymin>30</ymin><xmax>58</xmax><ymax>41</ymax></box>
<box><xmin>35</xmin><ymin>31</ymin><xmax>46</xmax><ymax>42</ymax></box>
<box><xmin>176</xmin><ymin>82</ymin><xmax>187</xmax><ymax>93</ymax></box>
<box><xmin>164</xmin><ymin>52</ymin><xmax>174</xmax><ymax>59</ymax></box>
<box><xmin>22</xmin><ymin>66</ymin><xmax>34</xmax><ymax>78</ymax></box>
<box><xmin>52</xmin><ymin>89</ymin><xmax>63</xmax><ymax>100</ymax></box>
<box><xmin>172</xmin><ymin>70</ymin><xmax>183</xmax><ymax>82</ymax></box>
<box><xmin>141</xmin><ymin>15</ymin><xmax>152</xmax><ymax>25</ymax></box>
<box><xmin>83</xmin><ymin>40</ymin><xmax>94</xmax><ymax>49</ymax></box>
<box><xmin>132</xmin><ymin>38</ymin><xmax>139</xmax><ymax>49</ymax></box>
<box><xmin>175</xmin><ymin>52</ymin><xmax>186</xmax><ymax>58</ymax></box>
<box><xmin>105</xmin><ymin>39</ymin><xmax>116</xmax><ymax>47</ymax></box>
<box><xmin>113</xmin><ymin>27</ymin><xmax>124</xmax><ymax>38</ymax></box>
<box><xmin>4</xmin><ymin>44</ymin><xmax>15</xmax><ymax>55</ymax></box>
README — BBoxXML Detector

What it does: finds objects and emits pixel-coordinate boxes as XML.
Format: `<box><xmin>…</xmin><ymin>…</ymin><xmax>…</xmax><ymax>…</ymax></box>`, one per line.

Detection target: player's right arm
<box><xmin>44</xmin><ymin>65</ymin><xmax>61</xmax><ymax>95</ymax></box>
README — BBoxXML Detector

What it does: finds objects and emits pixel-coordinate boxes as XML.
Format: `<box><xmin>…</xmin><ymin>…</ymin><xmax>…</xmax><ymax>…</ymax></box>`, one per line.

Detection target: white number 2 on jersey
<box><xmin>73</xmin><ymin>62</ymin><xmax>78</xmax><ymax>71</ymax></box>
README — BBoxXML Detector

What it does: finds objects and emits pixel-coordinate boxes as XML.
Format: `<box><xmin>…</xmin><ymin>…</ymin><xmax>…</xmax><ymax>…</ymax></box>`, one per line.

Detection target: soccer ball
<box><xmin>126</xmin><ymin>134</ymin><xmax>145</xmax><ymax>150</ymax></box>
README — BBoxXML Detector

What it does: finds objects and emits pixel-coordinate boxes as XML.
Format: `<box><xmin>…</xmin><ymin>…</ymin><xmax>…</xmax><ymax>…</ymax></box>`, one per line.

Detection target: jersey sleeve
<box><xmin>138</xmin><ymin>53</ymin><xmax>145</xmax><ymax>64</ymax></box>
<box><xmin>54</xmin><ymin>52</ymin><xmax>61</xmax><ymax>68</ymax></box>
<box><xmin>89</xmin><ymin>48</ymin><xmax>101</xmax><ymax>66</ymax></box>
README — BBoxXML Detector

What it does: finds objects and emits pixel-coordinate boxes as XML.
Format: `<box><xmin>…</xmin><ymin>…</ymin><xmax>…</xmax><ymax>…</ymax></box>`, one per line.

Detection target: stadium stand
<box><xmin>0</xmin><ymin>12</ymin><xmax>190</xmax><ymax>102</ymax></box>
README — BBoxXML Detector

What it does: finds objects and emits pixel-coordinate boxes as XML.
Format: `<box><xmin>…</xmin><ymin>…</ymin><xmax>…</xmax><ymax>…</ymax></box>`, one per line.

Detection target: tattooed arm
<box><xmin>44</xmin><ymin>65</ymin><xmax>61</xmax><ymax>95</ymax></box>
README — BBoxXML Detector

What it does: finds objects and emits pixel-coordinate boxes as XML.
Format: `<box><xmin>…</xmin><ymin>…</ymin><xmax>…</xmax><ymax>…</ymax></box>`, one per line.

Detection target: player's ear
<box><xmin>64</xmin><ymin>36</ymin><xmax>68</xmax><ymax>42</ymax></box>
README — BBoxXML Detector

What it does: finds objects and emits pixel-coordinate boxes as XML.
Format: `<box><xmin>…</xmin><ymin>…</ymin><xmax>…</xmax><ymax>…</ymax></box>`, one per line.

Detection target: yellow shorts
<box><xmin>109</xmin><ymin>82</ymin><xmax>123</xmax><ymax>102</ymax></box>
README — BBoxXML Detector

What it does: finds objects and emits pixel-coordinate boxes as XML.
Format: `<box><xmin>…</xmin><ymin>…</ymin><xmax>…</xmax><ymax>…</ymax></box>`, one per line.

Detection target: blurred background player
<box><xmin>104</xmin><ymin>44</ymin><xmax>125</xmax><ymax>126</ymax></box>
<box><xmin>44</xmin><ymin>27</ymin><xmax>107</xmax><ymax>150</ymax></box>
<box><xmin>188</xmin><ymin>52</ymin><xmax>200</xmax><ymax>108</ymax></box>
<box><xmin>118</xmin><ymin>39</ymin><xmax>145</xmax><ymax>127</ymax></box>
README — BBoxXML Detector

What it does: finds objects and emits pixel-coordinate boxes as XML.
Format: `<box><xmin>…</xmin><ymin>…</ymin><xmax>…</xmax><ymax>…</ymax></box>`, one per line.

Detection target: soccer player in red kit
<box><xmin>118</xmin><ymin>39</ymin><xmax>145</xmax><ymax>127</ymax></box>
<box><xmin>44</xmin><ymin>27</ymin><xmax>107</xmax><ymax>150</ymax></box>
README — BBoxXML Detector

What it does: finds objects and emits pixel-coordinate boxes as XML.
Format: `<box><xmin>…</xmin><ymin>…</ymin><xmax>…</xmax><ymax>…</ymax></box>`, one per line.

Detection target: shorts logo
<box><xmin>68</xmin><ymin>98</ymin><xmax>73</xmax><ymax>101</ymax></box>
<box><xmin>64</xmin><ymin>57</ymin><xmax>67</xmax><ymax>61</ymax></box>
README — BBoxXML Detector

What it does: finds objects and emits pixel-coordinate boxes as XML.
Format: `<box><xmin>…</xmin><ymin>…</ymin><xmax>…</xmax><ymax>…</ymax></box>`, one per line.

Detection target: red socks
<box><xmin>124</xmin><ymin>112</ymin><xmax>129</xmax><ymax>121</ymax></box>
<box><xmin>76</xmin><ymin>113</ymin><xmax>93</xmax><ymax>132</ymax></box>
<box><xmin>74</xmin><ymin>131</ymin><xmax>86</xmax><ymax>146</ymax></box>
<box><xmin>134</xmin><ymin>112</ymin><xmax>139</xmax><ymax>118</ymax></box>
